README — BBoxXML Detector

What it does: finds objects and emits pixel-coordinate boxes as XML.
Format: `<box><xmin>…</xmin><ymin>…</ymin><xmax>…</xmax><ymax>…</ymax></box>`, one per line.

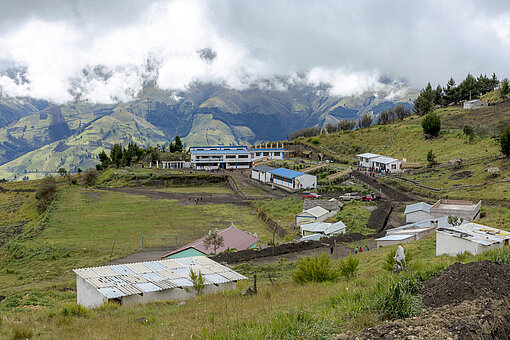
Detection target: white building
<box><xmin>251</xmin><ymin>165</ymin><xmax>275</xmax><ymax>183</ymax></box>
<box><xmin>189</xmin><ymin>146</ymin><xmax>252</xmax><ymax>170</ymax></box>
<box><xmin>158</xmin><ymin>161</ymin><xmax>191</xmax><ymax>169</ymax></box>
<box><xmin>300</xmin><ymin>221</ymin><xmax>347</xmax><ymax>237</ymax></box>
<box><xmin>404</xmin><ymin>202</ymin><xmax>432</xmax><ymax>223</ymax></box>
<box><xmin>250</xmin><ymin>146</ymin><xmax>284</xmax><ymax>162</ymax></box>
<box><xmin>370</xmin><ymin>156</ymin><xmax>403</xmax><ymax>173</ymax></box>
<box><xmin>295</xmin><ymin>206</ymin><xmax>335</xmax><ymax>226</ymax></box>
<box><xmin>376</xmin><ymin>217</ymin><xmax>449</xmax><ymax>248</ymax></box>
<box><xmin>74</xmin><ymin>257</ymin><xmax>246</xmax><ymax>308</ymax></box>
<box><xmin>436</xmin><ymin>222</ymin><xmax>510</xmax><ymax>256</ymax></box>
<box><xmin>463</xmin><ymin>100</ymin><xmax>488</xmax><ymax>110</ymax></box>
<box><xmin>356</xmin><ymin>153</ymin><xmax>381</xmax><ymax>168</ymax></box>
<box><xmin>430</xmin><ymin>199</ymin><xmax>482</xmax><ymax>221</ymax></box>
<box><xmin>268</xmin><ymin>167</ymin><xmax>317</xmax><ymax>191</ymax></box>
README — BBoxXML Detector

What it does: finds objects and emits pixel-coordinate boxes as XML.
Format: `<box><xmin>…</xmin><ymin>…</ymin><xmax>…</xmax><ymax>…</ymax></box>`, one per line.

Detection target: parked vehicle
<box><xmin>302</xmin><ymin>192</ymin><xmax>321</xmax><ymax>199</ymax></box>
<box><xmin>339</xmin><ymin>192</ymin><xmax>360</xmax><ymax>201</ymax></box>
<box><xmin>359</xmin><ymin>193</ymin><xmax>381</xmax><ymax>201</ymax></box>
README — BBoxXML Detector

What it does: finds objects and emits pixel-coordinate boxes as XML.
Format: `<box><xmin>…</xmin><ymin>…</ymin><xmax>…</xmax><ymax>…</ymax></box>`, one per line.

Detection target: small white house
<box><xmin>463</xmin><ymin>100</ymin><xmax>488</xmax><ymax>110</ymax></box>
<box><xmin>295</xmin><ymin>206</ymin><xmax>334</xmax><ymax>226</ymax></box>
<box><xmin>436</xmin><ymin>222</ymin><xmax>510</xmax><ymax>256</ymax></box>
<box><xmin>370</xmin><ymin>156</ymin><xmax>403</xmax><ymax>173</ymax></box>
<box><xmin>251</xmin><ymin>165</ymin><xmax>275</xmax><ymax>183</ymax></box>
<box><xmin>404</xmin><ymin>202</ymin><xmax>432</xmax><ymax>223</ymax></box>
<box><xmin>376</xmin><ymin>216</ymin><xmax>449</xmax><ymax>248</ymax></box>
<box><xmin>74</xmin><ymin>257</ymin><xmax>246</xmax><ymax>308</ymax></box>
<box><xmin>268</xmin><ymin>168</ymin><xmax>317</xmax><ymax>191</ymax></box>
<box><xmin>356</xmin><ymin>153</ymin><xmax>381</xmax><ymax>168</ymax></box>
<box><xmin>300</xmin><ymin>221</ymin><xmax>347</xmax><ymax>237</ymax></box>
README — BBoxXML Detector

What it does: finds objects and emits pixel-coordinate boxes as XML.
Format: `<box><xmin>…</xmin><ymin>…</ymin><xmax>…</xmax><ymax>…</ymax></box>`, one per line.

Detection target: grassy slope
<box><xmin>0</xmin><ymin>185</ymin><xmax>274</xmax><ymax>295</ymax></box>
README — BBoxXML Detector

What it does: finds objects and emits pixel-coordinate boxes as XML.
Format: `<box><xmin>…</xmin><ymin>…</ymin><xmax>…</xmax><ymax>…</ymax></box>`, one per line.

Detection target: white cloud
<box><xmin>0</xmin><ymin>0</ymin><xmax>509</xmax><ymax>103</ymax></box>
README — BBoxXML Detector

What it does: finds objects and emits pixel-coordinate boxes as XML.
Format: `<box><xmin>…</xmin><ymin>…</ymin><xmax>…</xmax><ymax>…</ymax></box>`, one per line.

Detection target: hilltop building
<box><xmin>74</xmin><ymin>256</ymin><xmax>246</xmax><ymax>308</ymax></box>
<box><xmin>430</xmin><ymin>199</ymin><xmax>481</xmax><ymax>221</ymax></box>
<box><xmin>189</xmin><ymin>146</ymin><xmax>252</xmax><ymax>170</ymax></box>
<box><xmin>463</xmin><ymin>100</ymin><xmax>488</xmax><ymax>110</ymax></box>
<box><xmin>250</xmin><ymin>142</ymin><xmax>285</xmax><ymax>162</ymax></box>
<box><xmin>356</xmin><ymin>153</ymin><xmax>403</xmax><ymax>173</ymax></box>
<box><xmin>436</xmin><ymin>222</ymin><xmax>510</xmax><ymax>256</ymax></box>
<box><xmin>404</xmin><ymin>202</ymin><xmax>433</xmax><ymax>223</ymax></box>
<box><xmin>163</xmin><ymin>224</ymin><xmax>259</xmax><ymax>259</ymax></box>
<box><xmin>251</xmin><ymin>165</ymin><xmax>275</xmax><ymax>183</ymax></box>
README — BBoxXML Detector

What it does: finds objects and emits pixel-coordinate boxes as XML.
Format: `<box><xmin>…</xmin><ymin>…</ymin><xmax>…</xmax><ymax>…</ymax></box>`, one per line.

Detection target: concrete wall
<box><xmin>431</xmin><ymin>201</ymin><xmax>481</xmax><ymax>221</ymax></box>
<box><xmin>436</xmin><ymin>232</ymin><xmax>504</xmax><ymax>256</ymax></box>
<box><xmin>296</xmin><ymin>174</ymin><xmax>317</xmax><ymax>189</ymax></box>
<box><xmin>77</xmin><ymin>276</ymin><xmax>107</xmax><ymax>308</ymax></box>
<box><xmin>406</xmin><ymin>211</ymin><xmax>432</xmax><ymax>223</ymax></box>
<box><xmin>251</xmin><ymin>170</ymin><xmax>270</xmax><ymax>183</ymax></box>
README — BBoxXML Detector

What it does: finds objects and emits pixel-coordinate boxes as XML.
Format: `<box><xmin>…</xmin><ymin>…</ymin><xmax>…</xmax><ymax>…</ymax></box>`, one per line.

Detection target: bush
<box><xmin>292</xmin><ymin>253</ymin><xmax>339</xmax><ymax>284</ymax></box>
<box><xmin>376</xmin><ymin>275</ymin><xmax>422</xmax><ymax>320</ymax></box>
<box><xmin>339</xmin><ymin>254</ymin><xmax>359</xmax><ymax>279</ymax></box>
<box><xmin>189</xmin><ymin>269</ymin><xmax>205</xmax><ymax>294</ymax></box>
<box><xmin>35</xmin><ymin>176</ymin><xmax>56</xmax><ymax>213</ymax></box>
<box><xmin>500</xmin><ymin>125</ymin><xmax>510</xmax><ymax>157</ymax></box>
<box><xmin>11</xmin><ymin>325</ymin><xmax>34</xmax><ymax>340</ymax></box>
<box><xmin>426</xmin><ymin>150</ymin><xmax>436</xmax><ymax>165</ymax></box>
<box><xmin>60</xmin><ymin>304</ymin><xmax>91</xmax><ymax>317</ymax></box>
<box><xmin>421</xmin><ymin>112</ymin><xmax>441</xmax><ymax>138</ymax></box>
<box><xmin>83</xmin><ymin>169</ymin><xmax>98</xmax><ymax>186</ymax></box>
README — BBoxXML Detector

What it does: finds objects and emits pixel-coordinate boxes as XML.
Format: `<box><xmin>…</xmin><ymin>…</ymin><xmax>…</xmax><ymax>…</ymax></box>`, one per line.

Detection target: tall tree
<box><xmin>203</xmin><ymin>228</ymin><xmax>225</xmax><ymax>254</ymax></box>
<box><xmin>174</xmin><ymin>136</ymin><xmax>183</xmax><ymax>152</ymax></box>
<box><xmin>422</xmin><ymin>112</ymin><xmax>441</xmax><ymax>138</ymax></box>
<box><xmin>500</xmin><ymin>126</ymin><xmax>510</xmax><ymax>157</ymax></box>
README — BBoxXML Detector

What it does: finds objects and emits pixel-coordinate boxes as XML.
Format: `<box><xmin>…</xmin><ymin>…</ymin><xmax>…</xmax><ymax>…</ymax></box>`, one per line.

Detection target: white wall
<box><xmin>296</xmin><ymin>174</ymin><xmax>317</xmax><ymax>189</ymax></box>
<box><xmin>436</xmin><ymin>232</ymin><xmax>504</xmax><ymax>256</ymax></box>
<box><xmin>76</xmin><ymin>276</ymin><xmax>107</xmax><ymax>308</ymax></box>
<box><xmin>376</xmin><ymin>235</ymin><xmax>416</xmax><ymax>248</ymax></box>
<box><xmin>405</xmin><ymin>211</ymin><xmax>431</xmax><ymax>223</ymax></box>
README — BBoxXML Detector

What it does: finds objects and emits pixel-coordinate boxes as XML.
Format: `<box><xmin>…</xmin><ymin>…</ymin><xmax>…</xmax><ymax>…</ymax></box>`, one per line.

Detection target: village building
<box><xmin>163</xmin><ymin>224</ymin><xmax>259</xmax><ymax>259</ymax></box>
<box><xmin>295</xmin><ymin>206</ymin><xmax>335</xmax><ymax>226</ymax></box>
<box><xmin>268</xmin><ymin>167</ymin><xmax>317</xmax><ymax>191</ymax></box>
<box><xmin>302</xmin><ymin>198</ymin><xmax>342</xmax><ymax>213</ymax></box>
<box><xmin>189</xmin><ymin>146</ymin><xmax>252</xmax><ymax>170</ymax></box>
<box><xmin>430</xmin><ymin>199</ymin><xmax>482</xmax><ymax>221</ymax></box>
<box><xmin>436</xmin><ymin>222</ymin><xmax>510</xmax><ymax>256</ymax></box>
<box><xmin>463</xmin><ymin>99</ymin><xmax>488</xmax><ymax>110</ymax></box>
<box><xmin>370</xmin><ymin>156</ymin><xmax>403</xmax><ymax>173</ymax></box>
<box><xmin>300</xmin><ymin>221</ymin><xmax>347</xmax><ymax>237</ymax></box>
<box><xmin>74</xmin><ymin>256</ymin><xmax>246</xmax><ymax>308</ymax></box>
<box><xmin>158</xmin><ymin>161</ymin><xmax>191</xmax><ymax>169</ymax></box>
<box><xmin>250</xmin><ymin>143</ymin><xmax>285</xmax><ymax>162</ymax></box>
<box><xmin>356</xmin><ymin>153</ymin><xmax>381</xmax><ymax>168</ymax></box>
<box><xmin>251</xmin><ymin>165</ymin><xmax>275</xmax><ymax>183</ymax></box>
<box><xmin>376</xmin><ymin>217</ymin><xmax>449</xmax><ymax>247</ymax></box>
<box><xmin>404</xmin><ymin>202</ymin><xmax>432</xmax><ymax>223</ymax></box>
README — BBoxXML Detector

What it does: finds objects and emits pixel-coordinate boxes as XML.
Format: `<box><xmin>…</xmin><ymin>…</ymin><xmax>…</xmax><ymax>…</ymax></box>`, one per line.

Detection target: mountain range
<box><xmin>0</xmin><ymin>82</ymin><xmax>417</xmax><ymax>180</ymax></box>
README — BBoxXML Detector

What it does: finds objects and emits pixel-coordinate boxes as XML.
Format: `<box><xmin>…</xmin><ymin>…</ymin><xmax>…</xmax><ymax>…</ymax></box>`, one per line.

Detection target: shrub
<box><xmin>500</xmin><ymin>125</ymin><xmax>510</xmax><ymax>157</ymax></box>
<box><xmin>83</xmin><ymin>169</ymin><xmax>98</xmax><ymax>186</ymax></box>
<box><xmin>421</xmin><ymin>112</ymin><xmax>441</xmax><ymax>137</ymax></box>
<box><xmin>455</xmin><ymin>251</ymin><xmax>471</xmax><ymax>262</ymax></box>
<box><xmin>11</xmin><ymin>326</ymin><xmax>34</xmax><ymax>340</ymax></box>
<box><xmin>60</xmin><ymin>304</ymin><xmax>91</xmax><ymax>317</ymax></box>
<box><xmin>189</xmin><ymin>268</ymin><xmax>205</xmax><ymax>294</ymax></box>
<box><xmin>426</xmin><ymin>150</ymin><xmax>436</xmax><ymax>165</ymax></box>
<box><xmin>482</xmin><ymin>246</ymin><xmax>510</xmax><ymax>264</ymax></box>
<box><xmin>292</xmin><ymin>253</ymin><xmax>339</xmax><ymax>284</ymax></box>
<box><xmin>339</xmin><ymin>254</ymin><xmax>359</xmax><ymax>279</ymax></box>
<box><xmin>35</xmin><ymin>176</ymin><xmax>56</xmax><ymax>213</ymax></box>
<box><xmin>376</xmin><ymin>275</ymin><xmax>422</xmax><ymax>320</ymax></box>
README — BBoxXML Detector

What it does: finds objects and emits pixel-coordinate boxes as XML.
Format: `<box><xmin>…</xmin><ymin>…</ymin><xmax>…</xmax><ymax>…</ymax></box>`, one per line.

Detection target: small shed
<box><xmin>376</xmin><ymin>216</ymin><xmax>449</xmax><ymax>247</ymax></box>
<box><xmin>295</xmin><ymin>206</ymin><xmax>334</xmax><ymax>226</ymax></box>
<box><xmin>463</xmin><ymin>100</ymin><xmax>488</xmax><ymax>110</ymax></box>
<box><xmin>356</xmin><ymin>153</ymin><xmax>380</xmax><ymax>168</ymax></box>
<box><xmin>74</xmin><ymin>256</ymin><xmax>246</xmax><ymax>308</ymax></box>
<box><xmin>404</xmin><ymin>202</ymin><xmax>432</xmax><ymax>223</ymax></box>
<box><xmin>164</xmin><ymin>224</ymin><xmax>259</xmax><ymax>259</ymax></box>
<box><xmin>251</xmin><ymin>165</ymin><xmax>275</xmax><ymax>183</ymax></box>
<box><xmin>268</xmin><ymin>168</ymin><xmax>317</xmax><ymax>191</ymax></box>
<box><xmin>436</xmin><ymin>222</ymin><xmax>510</xmax><ymax>256</ymax></box>
<box><xmin>430</xmin><ymin>199</ymin><xmax>481</xmax><ymax>221</ymax></box>
<box><xmin>300</xmin><ymin>221</ymin><xmax>347</xmax><ymax>237</ymax></box>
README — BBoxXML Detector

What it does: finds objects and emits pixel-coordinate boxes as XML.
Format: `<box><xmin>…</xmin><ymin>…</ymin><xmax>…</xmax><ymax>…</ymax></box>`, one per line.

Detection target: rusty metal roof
<box><xmin>74</xmin><ymin>256</ymin><xmax>246</xmax><ymax>299</ymax></box>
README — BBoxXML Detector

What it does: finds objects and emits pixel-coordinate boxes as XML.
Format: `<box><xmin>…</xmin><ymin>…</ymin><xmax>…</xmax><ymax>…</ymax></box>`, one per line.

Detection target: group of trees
<box><xmin>376</xmin><ymin>105</ymin><xmax>412</xmax><ymax>125</ymax></box>
<box><xmin>95</xmin><ymin>136</ymin><xmax>184</xmax><ymax>170</ymax></box>
<box><xmin>414</xmin><ymin>73</ymin><xmax>500</xmax><ymax>116</ymax></box>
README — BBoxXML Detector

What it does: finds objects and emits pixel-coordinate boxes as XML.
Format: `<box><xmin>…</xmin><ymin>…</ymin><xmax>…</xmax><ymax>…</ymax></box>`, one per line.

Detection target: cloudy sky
<box><xmin>0</xmin><ymin>0</ymin><xmax>509</xmax><ymax>103</ymax></box>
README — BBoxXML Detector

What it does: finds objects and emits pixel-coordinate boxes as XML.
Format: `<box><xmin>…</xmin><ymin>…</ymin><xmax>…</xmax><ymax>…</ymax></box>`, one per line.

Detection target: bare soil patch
<box><xmin>421</xmin><ymin>260</ymin><xmax>510</xmax><ymax>308</ymax></box>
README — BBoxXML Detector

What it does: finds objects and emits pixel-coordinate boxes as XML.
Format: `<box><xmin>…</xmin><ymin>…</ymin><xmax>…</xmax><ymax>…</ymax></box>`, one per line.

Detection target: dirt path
<box><xmin>99</xmin><ymin>187</ymin><xmax>252</xmax><ymax>206</ymax></box>
<box><xmin>228</xmin><ymin>170</ymin><xmax>291</xmax><ymax>199</ymax></box>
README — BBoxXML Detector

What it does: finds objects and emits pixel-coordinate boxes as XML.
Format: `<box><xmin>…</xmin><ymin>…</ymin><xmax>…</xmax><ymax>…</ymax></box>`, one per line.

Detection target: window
<box><xmin>391</xmin><ymin>164</ymin><xmax>396</xmax><ymax>169</ymax></box>
<box><xmin>226</xmin><ymin>155</ymin><xmax>236</xmax><ymax>159</ymax></box>
<box><xmin>256</xmin><ymin>152</ymin><xmax>261</xmax><ymax>156</ymax></box>
<box><xmin>263</xmin><ymin>152</ymin><xmax>269</xmax><ymax>156</ymax></box>
<box><xmin>274</xmin><ymin>152</ymin><xmax>280</xmax><ymax>156</ymax></box>
<box><xmin>238</xmin><ymin>155</ymin><xmax>249</xmax><ymax>159</ymax></box>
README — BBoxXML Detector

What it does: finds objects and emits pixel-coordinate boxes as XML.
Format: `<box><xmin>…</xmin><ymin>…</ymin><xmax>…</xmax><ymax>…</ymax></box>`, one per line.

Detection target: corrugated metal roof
<box><xmin>437</xmin><ymin>222</ymin><xmax>510</xmax><ymax>246</ymax></box>
<box><xmin>164</xmin><ymin>225</ymin><xmax>259</xmax><ymax>258</ymax></box>
<box><xmin>356</xmin><ymin>153</ymin><xmax>380</xmax><ymax>158</ymax></box>
<box><xmin>191</xmin><ymin>150</ymin><xmax>251</xmax><ymax>155</ymax></box>
<box><xmin>376</xmin><ymin>234</ymin><xmax>415</xmax><ymax>241</ymax></box>
<box><xmin>268</xmin><ymin>167</ymin><xmax>307</xmax><ymax>179</ymax></box>
<box><xmin>371</xmin><ymin>156</ymin><xmax>400</xmax><ymax>164</ymax></box>
<box><xmin>252</xmin><ymin>165</ymin><xmax>275</xmax><ymax>172</ymax></box>
<box><xmin>74</xmin><ymin>256</ymin><xmax>246</xmax><ymax>300</ymax></box>
<box><xmin>404</xmin><ymin>202</ymin><xmax>432</xmax><ymax>214</ymax></box>
<box><xmin>301</xmin><ymin>206</ymin><xmax>329</xmax><ymax>218</ymax></box>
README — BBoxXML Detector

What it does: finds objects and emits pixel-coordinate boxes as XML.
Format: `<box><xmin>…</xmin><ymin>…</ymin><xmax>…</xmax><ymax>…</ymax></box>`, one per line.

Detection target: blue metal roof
<box><xmin>190</xmin><ymin>146</ymin><xmax>248</xmax><ymax>151</ymax></box>
<box><xmin>404</xmin><ymin>202</ymin><xmax>432</xmax><ymax>215</ymax></box>
<box><xmin>250</xmin><ymin>148</ymin><xmax>284</xmax><ymax>151</ymax></box>
<box><xmin>268</xmin><ymin>167</ymin><xmax>306</xmax><ymax>179</ymax></box>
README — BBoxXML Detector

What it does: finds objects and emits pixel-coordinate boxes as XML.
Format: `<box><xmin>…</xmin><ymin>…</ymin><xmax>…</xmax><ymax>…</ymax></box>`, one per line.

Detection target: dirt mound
<box><xmin>421</xmin><ymin>260</ymin><xmax>510</xmax><ymax>308</ymax></box>
<box><xmin>366</xmin><ymin>201</ymin><xmax>393</xmax><ymax>232</ymax></box>
<box><xmin>348</xmin><ymin>296</ymin><xmax>510</xmax><ymax>340</ymax></box>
